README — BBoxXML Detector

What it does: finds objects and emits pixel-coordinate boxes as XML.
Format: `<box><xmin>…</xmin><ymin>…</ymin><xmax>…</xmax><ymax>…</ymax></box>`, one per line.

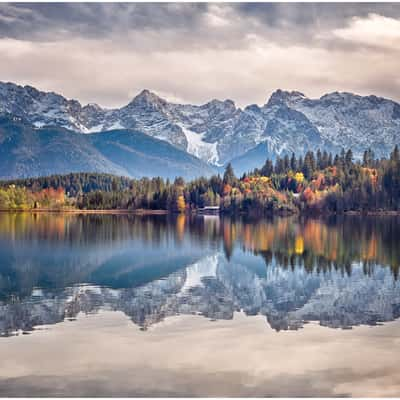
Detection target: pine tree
<box><xmin>340</xmin><ymin>148</ymin><xmax>346</xmax><ymax>167</ymax></box>
<box><xmin>261</xmin><ymin>159</ymin><xmax>274</xmax><ymax>177</ymax></box>
<box><xmin>298</xmin><ymin>156</ymin><xmax>304</xmax><ymax>171</ymax></box>
<box><xmin>283</xmin><ymin>154</ymin><xmax>290</xmax><ymax>173</ymax></box>
<box><xmin>362</xmin><ymin>150</ymin><xmax>369</xmax><ymax>167</ymax></box>
<box><xmin>275</xmin><ymin>157</ymin><xmax>285</xmax><ymax>174</ymax></box>
<box><xmin>223</xmin><ymin>163</ymin><xmax>236</xmax><ymax>186</ymax></box>
<box><xmin>321</xmin><ymin>150</ymin><xmax>329</xmax><ymax>169</ymax></box>
<box><xmin>290</xmin><ymin>152</ymin><xmax>297</xmax><ymax>171</ymax></box>
<box><xmin>334</xmin><ymin>154</ymin><xmax>340</xmax><ymax>167</ymax></box>
<box><xmin>328</xmin><ymin>152</ymin><xmax>333</xmax><ymax>167</ymax></box>
<box><xmin>362</xmin><ymin>148</ymin><xmax>375</xmax><ymax>167</ymax></box>
<box><xmin>302</xmin><ymin>151</ymin><xmax>316</xmax><ymax>180</ymax></box>
<box><xmin>316</xmin><ymin>149</ymin><xmax>322</xmax><ymax>169</ymax></box>
<box><xmin>345</xmin><ymin>149</ymin><xmax>353</xmax><ymax>166</ymax></box>
<box><xmin>391</xmin><ymin>145</ymin><xmax>400</xmax><ymax>162</ymax></box>
<box><xmin>174</xmin><ymin>176</ymin><xmax>185</xmax><ymax>187</ymax></box>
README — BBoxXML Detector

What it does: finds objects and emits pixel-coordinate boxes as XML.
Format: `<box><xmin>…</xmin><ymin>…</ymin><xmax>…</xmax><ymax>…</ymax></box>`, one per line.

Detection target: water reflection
<box><xmin>0</xmin><ymin>212</ymin><xmax>400</xmax><ymax>336</ymax></box>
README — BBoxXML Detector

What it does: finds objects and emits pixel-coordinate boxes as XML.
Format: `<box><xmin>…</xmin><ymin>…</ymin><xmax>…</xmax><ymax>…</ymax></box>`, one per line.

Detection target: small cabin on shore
<box><xmin>196</xmin><ymin>206</ymin><xmax>220</xmax><ymax>215</ymax></box>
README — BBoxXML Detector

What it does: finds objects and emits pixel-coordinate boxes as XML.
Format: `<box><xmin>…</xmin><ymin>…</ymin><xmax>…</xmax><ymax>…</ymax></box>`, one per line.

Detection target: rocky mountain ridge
<box><xmin>2</xmin><ymin>252</ymin><xmax>400</xmax><ymax>336</ymax></box>
<box><xmin>1</xmin><ymin>81</ymin><xmax>400</xmax><ymax>171</ymax></box>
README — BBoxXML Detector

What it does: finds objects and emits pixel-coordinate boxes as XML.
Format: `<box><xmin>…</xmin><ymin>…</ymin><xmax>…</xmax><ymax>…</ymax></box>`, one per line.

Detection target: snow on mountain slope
<box><xmin>178</xmin><ymin>124</ymin><xmax>220</xmax><ymax>165</ymax></box>
<box><xmin>273</xmin><ymin>89</ymin><xmax>400</xmax><ymax>157</ymax></box>
<box><xmin>180</xmin><ymin>254</ymin><xmax>218</xmax><ymax>293</ymax></box>
<box><xmin>1</xmin><ymin>81</ymin><xmax>400</xmax><ymax>168</ymax></box>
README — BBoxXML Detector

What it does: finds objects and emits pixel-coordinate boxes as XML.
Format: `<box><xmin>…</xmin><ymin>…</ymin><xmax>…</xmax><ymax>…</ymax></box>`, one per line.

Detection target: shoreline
<box><xmin>0</xmin><ymin>208</ymin><xmax>169</xmax><ymax>215</ymax></box>
<box><xmin>342</xmin><ymin>210</ymin><xmax>400</xmax><ymax>216</ymax></box>
<box><xmin>1</xmin><ymin>208</ymin><xmax>400</xmax><ymax>217</ymax></box>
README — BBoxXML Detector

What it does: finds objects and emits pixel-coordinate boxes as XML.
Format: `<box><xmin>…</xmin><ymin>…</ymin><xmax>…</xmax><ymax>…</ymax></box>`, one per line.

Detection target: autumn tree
<box><xmin>176</xmin><ymin>195</ymin><xmax>186</xmax><ymax>213</ymax></box>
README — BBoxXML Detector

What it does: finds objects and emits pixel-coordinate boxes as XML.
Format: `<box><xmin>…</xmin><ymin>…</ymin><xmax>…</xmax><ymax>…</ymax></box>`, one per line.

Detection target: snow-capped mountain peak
<box><xmin>128</xmin><ymin>89</ymin><xmax>168</xmax><ymax>110</ymax></box>
<box><xmin>266</xmin><ymin>89</ymin><xmax>307</xmax><ymax>107</ymax></box>
<box><xmin>1</xmin><ymin>80</ymin><xmax>400</xmax><ymax>171</ymax></box>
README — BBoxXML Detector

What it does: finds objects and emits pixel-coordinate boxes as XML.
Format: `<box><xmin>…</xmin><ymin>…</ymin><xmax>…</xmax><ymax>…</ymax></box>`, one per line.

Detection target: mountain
<box><xmin>1</xmin><ymin>81</ymin><xmax>400</xmax><ymax>175</ymax></box>
<box><xmin>0</xmin><ymin>115</ymin><xmax>215</xmax><ymax>180</ymax></box>
<box><xmin>270</xmin><ymin>89</ymin><xmax>400</xmax><ymax>158</ymax></box>
<box><xmin>2</xmin><ymin>251</ymin><xmax>400</xmax><ymax>335</ymax></box>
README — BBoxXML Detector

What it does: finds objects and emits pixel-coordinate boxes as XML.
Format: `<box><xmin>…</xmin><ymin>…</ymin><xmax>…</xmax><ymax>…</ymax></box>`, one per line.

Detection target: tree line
<box><xmin>1</xmin><ymin>146</ymin><xmax>400</xmax><ymax>214</ymax></box>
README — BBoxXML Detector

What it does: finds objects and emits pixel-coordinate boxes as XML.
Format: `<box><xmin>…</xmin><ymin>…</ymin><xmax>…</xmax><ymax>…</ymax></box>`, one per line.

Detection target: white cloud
<box><xmin>333</xmin><ymin>13</ymin><xmax>400</xmax><ymax>51</ymax></box>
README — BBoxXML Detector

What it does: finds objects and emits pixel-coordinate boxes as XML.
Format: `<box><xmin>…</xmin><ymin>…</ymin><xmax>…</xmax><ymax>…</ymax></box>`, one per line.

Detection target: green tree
<box><xmin>223</xmin><ymin>163</ymin><xmax>236</xmax><ymax>186</ymax></box>
<box><xmin>261</xmin><ymin>159</ymin><xmax>274</xmax><ymax>177</ymax></box>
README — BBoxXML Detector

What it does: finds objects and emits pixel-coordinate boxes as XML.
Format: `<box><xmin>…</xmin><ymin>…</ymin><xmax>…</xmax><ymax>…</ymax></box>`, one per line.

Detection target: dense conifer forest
<box><xmin>1</xmin><ymin>147</ymin><xmax>400</xmax><ymax>215</ymax></box>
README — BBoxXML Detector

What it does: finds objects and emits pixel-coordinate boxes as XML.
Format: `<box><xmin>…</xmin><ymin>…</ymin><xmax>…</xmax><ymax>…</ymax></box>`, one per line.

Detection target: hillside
<box><xmin>0</xmin><ymin>115</ymin><xmax>215</xmax><ymax>180</ymax></box>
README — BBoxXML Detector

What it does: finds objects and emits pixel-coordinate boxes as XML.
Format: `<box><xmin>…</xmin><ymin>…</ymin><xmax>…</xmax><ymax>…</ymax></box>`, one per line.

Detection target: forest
<box><xmin>1</xmin><ymin>146</ymin><xmax>400</xmax><ymax>215</ymax></box>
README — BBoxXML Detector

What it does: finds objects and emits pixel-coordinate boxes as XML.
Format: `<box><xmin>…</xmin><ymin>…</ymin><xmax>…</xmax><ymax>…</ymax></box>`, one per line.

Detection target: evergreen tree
<box><xmin>391</xmin><ymin>145</ymin><xmax>400</xmax><ymax>162</ymax></box>
<box><xmin>328</xmin><ymin>152</ymin><xmax>333</xmax><ymax>167</ymax></box>
<box><xmin>345</xmin><ymin>149</ymin><xmax>353</xmax><ymax>167</ymax></box>
<box><xmin>298</xmin><ymin>156</ymin><xmax>304</xmax><ymax>172</ymax></box>
<box><xmin>334</xmin><ymin>154</ymin><xmax>340</xmax><ymax>167</ymax></box>
<box><xmin>261</xmin><ymin>159</ymin><xmax>274</xmax><ymax>177</ymax></box>
<box><xmin>290</xmin><ymin>152</ymin><xmax>297</xmax><ymax>171</ymax></box>
<box><xmin>316</xmin><ymin>149</ymin><xmax>323</xmax><ymax>169</ymax></box>
<box><xmin>302</xmin><ymin>151</ymin><xmax>316</xmax><ymax>180</ymax></box>
<box><xmin>283</xmin><ymin>154</ymin><xmax>290</xmax><ymax>173</ymax></box>
<box><xmin>223</xmin><ymin>163</ymin><xmax>236</xmax><ymax>186</ymax></box>
<box><xmin>275</xmin><ymin>157</ymin><xmax>285</xmax><ymax>174</ymax></box>
<box><xmin>321</xmin><ymin>150</ymin><xmax>329</xmax><ymax>169</ymax></box>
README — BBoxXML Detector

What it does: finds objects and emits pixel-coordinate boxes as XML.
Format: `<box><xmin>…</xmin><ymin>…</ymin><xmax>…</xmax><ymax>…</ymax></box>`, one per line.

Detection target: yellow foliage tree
<box><xmin>176</xmin><ymin>195</ymin><xmax>186</xmax><ymax>213</ymax></box>
<box><xmin>294</xmin><ymin>172</ymin><xmax>304</xmax><ymax>183</ymax></box>
<box><xmin>294</xmin><ymin>235</ymin><xmax>304</xmax><ymax>254</ymax></box>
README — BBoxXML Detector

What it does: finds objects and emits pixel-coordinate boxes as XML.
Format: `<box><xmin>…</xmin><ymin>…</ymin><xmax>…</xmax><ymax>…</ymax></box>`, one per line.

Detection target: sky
<box><xmin>0</xmin><ymin>2</ymin><xmax>400</xmax><ymax>108</ymax></box>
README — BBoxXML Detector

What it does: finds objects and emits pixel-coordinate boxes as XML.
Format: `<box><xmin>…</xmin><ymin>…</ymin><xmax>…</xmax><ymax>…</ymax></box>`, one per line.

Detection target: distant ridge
<box><xmin>0</xmin><ymin>114</ymin><xmax>215</xmax><ymax>180</ymax></box>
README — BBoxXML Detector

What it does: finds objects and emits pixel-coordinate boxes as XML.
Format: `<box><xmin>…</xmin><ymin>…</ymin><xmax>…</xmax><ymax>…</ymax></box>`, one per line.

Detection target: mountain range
<box><xmin>1</xmin><ymin>80</ymin><xmax>400</xmax><ymax>179</ymax></box>
<box><xmin>2</xmin><ymin>251</ymin><xmax>400</xmax><ymax>335</ymax></box>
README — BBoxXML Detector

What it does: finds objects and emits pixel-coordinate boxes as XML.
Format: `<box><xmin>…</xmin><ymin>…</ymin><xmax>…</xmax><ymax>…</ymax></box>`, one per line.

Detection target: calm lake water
<box><xmin>1</xmin><ymin>212</ymin><xmax>400</xmax><ymax>396</ymax></box>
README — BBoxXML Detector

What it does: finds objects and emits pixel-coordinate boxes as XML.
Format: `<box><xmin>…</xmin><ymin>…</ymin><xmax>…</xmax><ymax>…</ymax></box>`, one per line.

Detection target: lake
<box><xmin>0</xmin><ymin>212</ymin><xmax>400</xmax><ymax>397</ymax></box>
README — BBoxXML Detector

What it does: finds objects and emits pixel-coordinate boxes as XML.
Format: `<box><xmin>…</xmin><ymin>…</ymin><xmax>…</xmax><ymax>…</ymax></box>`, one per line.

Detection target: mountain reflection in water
<box><xmin>0</xmin><ymin>212</ymin><xmax>400</xmax><ymax>336</ymax></box>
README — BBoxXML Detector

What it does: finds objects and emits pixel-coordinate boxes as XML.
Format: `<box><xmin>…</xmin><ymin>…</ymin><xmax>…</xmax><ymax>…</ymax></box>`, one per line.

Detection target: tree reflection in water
<box><xmin>0</xmin><ymin>212</ymin><xmax>400</xmax><ymax>336</ymax></box>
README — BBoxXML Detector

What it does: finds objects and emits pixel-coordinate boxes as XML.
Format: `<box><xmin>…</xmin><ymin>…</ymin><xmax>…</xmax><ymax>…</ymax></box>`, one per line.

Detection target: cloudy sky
<box><xmin>1</xmin><ymin>2</ymin><xmax>400</xmax><ymax>108</ymax></box>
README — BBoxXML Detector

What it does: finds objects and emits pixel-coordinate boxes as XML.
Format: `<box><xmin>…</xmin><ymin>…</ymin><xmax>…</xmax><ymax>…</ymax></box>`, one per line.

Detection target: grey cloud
<box><xmin>235</xmin><ymin>3</ymin><xmax>400</xmax><ymax>27</ymax></box>
<box><xmin>0</xmin><ymin>3</ymin><xmax>206</xmax><ymax>41</ymax></box>
<box><xmin>1</xmin><ymin>3</ymin><xmax>399</xmax><ymax>49</ymax></box>
<box><xmin>0</xmin><ymin>3</ymin><xmax>399</xmax><ymax>107</ymax></box>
